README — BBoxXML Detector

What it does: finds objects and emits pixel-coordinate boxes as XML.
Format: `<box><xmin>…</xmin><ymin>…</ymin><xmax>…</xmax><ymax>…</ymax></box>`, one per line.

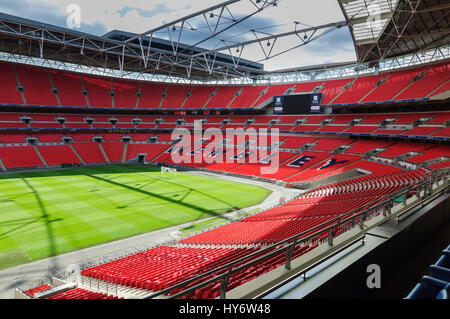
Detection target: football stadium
<box><xmin>0</xmin><ymin>0</ymin><xmax>449</xmax><ymax>303</ymax></box>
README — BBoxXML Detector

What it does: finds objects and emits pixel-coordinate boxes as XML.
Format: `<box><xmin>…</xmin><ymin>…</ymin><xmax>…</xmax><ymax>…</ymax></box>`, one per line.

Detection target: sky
<box><xmin>0</xmin><ymin>0</ymin><xmax>357</xmax><ymax>71</ymax></box>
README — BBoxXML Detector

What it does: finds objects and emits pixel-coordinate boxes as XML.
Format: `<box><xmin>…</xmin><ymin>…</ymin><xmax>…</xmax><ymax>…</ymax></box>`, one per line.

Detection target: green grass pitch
<box><xmin>0</xmin><ymin>165</ymin><xmax>271</xmax><ymax>270</ymax></box>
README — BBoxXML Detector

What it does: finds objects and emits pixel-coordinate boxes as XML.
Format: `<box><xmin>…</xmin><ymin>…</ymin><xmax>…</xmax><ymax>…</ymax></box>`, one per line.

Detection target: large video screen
<box><xmin>273</xmin><ymin>93</ymin><xmax>323</xmax><ymax>115</ymax></box>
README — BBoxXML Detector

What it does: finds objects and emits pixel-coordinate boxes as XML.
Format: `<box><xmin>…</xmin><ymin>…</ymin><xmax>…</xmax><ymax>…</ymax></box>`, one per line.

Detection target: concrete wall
<box><xmin>303</xmin><ymin>193</ymin><xmax>450</xmax><ymax>299</ymax></box>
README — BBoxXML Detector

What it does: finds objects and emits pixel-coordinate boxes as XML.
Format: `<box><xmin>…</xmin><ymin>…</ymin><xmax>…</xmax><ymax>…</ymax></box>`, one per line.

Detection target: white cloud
<box><xmin>41</xmin><ymin>0</ymin><xmax>225</xmax><ymax>33</ymax></box>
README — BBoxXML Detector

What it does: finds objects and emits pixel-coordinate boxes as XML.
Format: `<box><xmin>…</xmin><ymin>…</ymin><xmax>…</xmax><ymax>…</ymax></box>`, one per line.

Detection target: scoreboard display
<box><xmin>273</xmin><ymin>93</ymin><xmax>323</xmax><ymax>115</ymax></box>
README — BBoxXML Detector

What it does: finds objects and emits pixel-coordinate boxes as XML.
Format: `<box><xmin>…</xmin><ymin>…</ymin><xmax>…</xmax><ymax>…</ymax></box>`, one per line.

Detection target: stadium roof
<box><xmin>0</xmin><ymin>10</ymin><xmax>264</xmax><ymax>80</ymax></box>
<box><xmin>0</xmin><ymin>0</ymin><xmax>448</xmax><ymax>81</ymax></box>
<box><xmin>340</xmin><ymin>0</ymin><xmax>450</xmax><ymax>64</ymax></box>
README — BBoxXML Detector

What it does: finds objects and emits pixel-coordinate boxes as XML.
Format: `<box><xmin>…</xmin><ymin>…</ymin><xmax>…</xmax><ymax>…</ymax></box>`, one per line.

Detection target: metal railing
<box><xmin>54</xmin><ymin>190</ymin><xmax>301</xmax><ymax>282</ymax></box>
<box><xmin>47</xmin><ymin>167</ymin><xmax>448</xmax><ymax>299</ymax></box>
<box><xmin>16</xmin><ymin>278</ymin><xmax>51</xmax><ymax>297</ymax></box>
<box><xmin>141</xmin><ymin>167</ymin><xmax>449</xmax><ymax>299</ymax></box>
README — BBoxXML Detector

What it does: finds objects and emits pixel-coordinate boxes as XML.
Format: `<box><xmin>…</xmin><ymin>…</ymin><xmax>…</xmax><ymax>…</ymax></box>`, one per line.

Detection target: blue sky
<box><xmin>0</xmin><ymin>0</ymin><xmax>357</xmax><ymax>71</ymax></box>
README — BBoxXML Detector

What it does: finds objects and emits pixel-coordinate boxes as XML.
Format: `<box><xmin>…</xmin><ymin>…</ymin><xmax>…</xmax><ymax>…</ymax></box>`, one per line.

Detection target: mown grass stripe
<box><xmin>0</xmin><ymin>165</ymin><xmax>270</xmax><ymax>269</ymax></box>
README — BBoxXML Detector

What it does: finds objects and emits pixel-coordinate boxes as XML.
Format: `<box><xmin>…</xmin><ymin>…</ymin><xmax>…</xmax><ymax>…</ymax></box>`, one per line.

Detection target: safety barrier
<box><xmin>141</xmin><ymin>167</ymin><xmax>449</xmax><ymax>299</ymax></box>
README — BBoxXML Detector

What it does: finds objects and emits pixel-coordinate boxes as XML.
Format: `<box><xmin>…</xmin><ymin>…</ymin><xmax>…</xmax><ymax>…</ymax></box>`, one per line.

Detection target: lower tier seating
<box><xmin>71</xmin><ymin>143</ymin><xmax>106</xmax><ymax>163</ymax></box>
<box><xmin>9</xmin><ymin>119</ymin><xmax>443</xmax><ymax>299</ymax></box>
<box><xmin>81</xmin><ymin>246</ymin><xmax>259</xmax><ymax>291</ymax></box>
<box><xmin>23</xmin><ymin>284</ymin><xmax>53</xmax><ymax>297</ymax></box>
<box><xmin>180</xmin><ymin>243</ymin><xmax>318</xmax><ymax>299</ymax></box>
<box><xmin>38</xmin><ymin>145</ymin><xmax>81</xmax><ymax>166</ymax></box>
<box><xmin>76</xmin><ymin>159</ymin><xmax>431</xmax><ymax>298</ymax></box>
<box><xmin>0</xmin><ymin>146</ymin><xmax>44</xmax><ymax>168</ymax></box>
<box><xmin>102</xmin><ymin>142</ymin><xmax>125</xmax><ymax>162</ymax></box>
<box><xmin>46</xmin><ymin>288</ymin><xmax>121</xmax><ymax>299</ymax></box>
<box><xmin>125</xmin><ymin>143</ymin><xmax>170</xmax><ymax>162</ymax></box>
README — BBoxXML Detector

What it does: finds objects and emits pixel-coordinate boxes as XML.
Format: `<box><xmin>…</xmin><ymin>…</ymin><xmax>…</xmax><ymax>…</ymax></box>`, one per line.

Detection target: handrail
<box><xmin>142</xmin><ymin>168</ymin><xmax>449</xmax><ymax>299</ymax></box>
<box><xmin>165</xmin><ymin>192</ymin><xmax>399</xmax><ymax>299</ymax></box>
<box><xmin>146</xmin><ymin>188</ymin><xmax>394</xmax><ymax>299</ymax></box>
<box><xmin>253</xmin><ymin>235</ymin><xmax>367</xmax><ymax>299</ymax></box>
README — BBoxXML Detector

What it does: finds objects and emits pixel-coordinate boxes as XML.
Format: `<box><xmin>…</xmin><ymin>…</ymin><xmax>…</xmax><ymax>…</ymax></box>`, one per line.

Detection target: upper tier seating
<box><xmin>256</xmin><ymin>84</ymin><xmax>293</xmax><ymax>105</ymax></box>
<box><xmin>304</xmin><ymin>115</ymin><xmax>335</xmax><ymax>124</ymax></box>
<box><xmin>0</xmin><ymin>63</ymin><xmax>25</xmax><ymax>104</ymax></box>
<box><xmin>229</xmin><ymin>86</ymin><xmax>266</xmax><ymax>108</ymax></box>
<box><xmin>332</xmin><ymin>74</ymin><xmax>386</xmax><ymax>104</ymax></box>
<box><xmin>67</xmin><ymin>133</ymin><xmax>95</xmax><ymax>142</ymax></box>
<box><xmin>430</xmin><ymin>80</ymin><xmax>450</xmax><ymax>97</ymax></box>
<box><xmin>395</xmin><ymin>62</ymin><xmax>450</xmax><ymax>100</ymax></box>
<box><xmin>294</xmin><ymin>81</ymin><xmax>323</xmax><ymax>94</ymax></box>
<box><xmin>320</xmin><ymin>79</ymin><xmax>353</xmax><ymax>105</ymax></box>
<box><xmin>82</xmin><ymin>76</ymin><xmax>112</xmax><ymax>108</ymax></box>
<box><xmin>273</xmin><ymin>115</ymin><xmax>300</xmax><ymax>125</ymax></box>
<box><xmin>30</xmin><ymin>122</ymin><xmax>63</xmax><ymax>129</ymax></box>
<box><xmin>49</xmin><ymin>70</ymin><xmax>87</xmax><ymax>106</ymax></box>
<box><xmin>15</xmin><ymin>64</ymin><xmax>58</xmax><ymax>106</ymax></box>
<box><xmin>331</xmin><ymin>115</ymin><xmax>361</xmax><ymax>124</ymax></box>
<box><xmin>183</xmin><ymin>86</ymin><xmax>216</xmax><ymax>108</ymax></box>
<box><xmin>392</xmin><ymin>113</ymin><xmax>432</xmax><ymax>125</ymax></box>
<box><xmin>206</xmin><ymin>86</ymin><xmax>241</xmax><ymax>108</ymax></box>
<box><xmin>139</xmin><ymin>83</ymin><xmax>166</xmax><ymax>108</ymax></box>
<box><xmin>2</xmin><ymin>61</ymin><xmax>447</xmax><ymax>109</ymax></box>
<box><xmin>161</xmin><ymin>84</ymin><xmax>192</xmax><ymax>108</ymax></box>
<box><xmin>359</xmin><ymin>114</ymin><xmax>389</xmax><ymax>124</ymax></box>
<box><xmin>113</xmin><ymin>79</ymin><xmax>139</xmax><ymax>108</ymax></box>
<box><xmin>290</xmin><ymin>124</ymin><xmax>321</xmax><ymax>132</ymax></box>
<box><xmin>362</xmin><ymin>66</ymin><xmax>428</xmax><ymax>102</ymax></box>
<box><xmin>100</xmin><ymin>133</ymin><xmax>125</xmax><ymax>141</ymax></box>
